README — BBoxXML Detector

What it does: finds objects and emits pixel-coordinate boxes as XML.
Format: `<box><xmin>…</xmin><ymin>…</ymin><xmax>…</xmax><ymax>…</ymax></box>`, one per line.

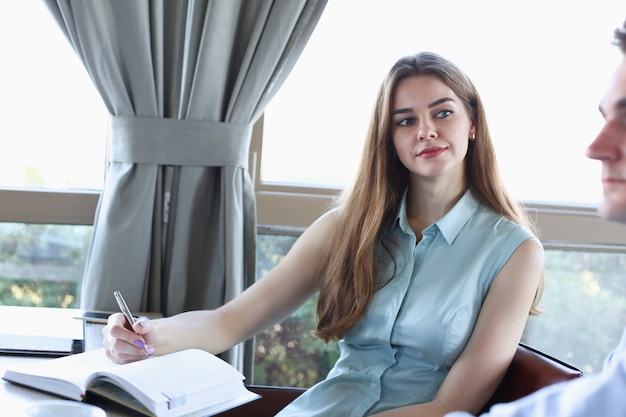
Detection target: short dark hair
<box><xmin>615</xmin><ymin>19</ymin><xmax>626</xmax><ymax>54</ymax></box>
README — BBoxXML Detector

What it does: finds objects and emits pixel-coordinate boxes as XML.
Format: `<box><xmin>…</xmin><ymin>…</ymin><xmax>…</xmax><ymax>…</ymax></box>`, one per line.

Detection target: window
<box><xmin>254</xmin><ymin>232</ymin><xmax>339</xmax><ymax>387</ymax></box>
<box><xmin>252</xmin><ymin>0</ymin><xmax>626</xmax><ymax>385</ymax></box>
<box><xmin>260</xmin><ymin>0</ymin><xmax>622</xmax><ymax>206</ymax></box>
<box><xmin>4</xmin><ymin>1</ymin><xmax>626</xmax><ymax>387</ymax></box>
<box><xmin>0</xmin><ymin>223</ymin><xmax>92</xmax><ymax>308</ymax></box>
<box><xmin>524</xmin><ymin>249</ymin><xmax>626</xmax><ymax>374</ymax></box>
<box><xmin>0</xmin><ymin>3</ymin><xmax>105</xmax><ymax>307</ymax></box>
<box><xmin>0</xmin><ymin>3</ymin><xmax>107</xmax><ymax>190</ymax></box>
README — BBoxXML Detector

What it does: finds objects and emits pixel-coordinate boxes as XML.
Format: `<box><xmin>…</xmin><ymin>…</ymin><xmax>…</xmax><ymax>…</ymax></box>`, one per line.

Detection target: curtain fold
<box><xmin>43</xmin><ymin>0</ymin><xmax>327</xmax><ymax>370</ymax></box>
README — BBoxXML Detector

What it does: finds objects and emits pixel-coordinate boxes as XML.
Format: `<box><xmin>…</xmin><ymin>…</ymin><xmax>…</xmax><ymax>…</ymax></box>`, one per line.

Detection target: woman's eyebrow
<box><xmin>391</xmin><ymin>108</ymin><xmax>413</xmax><ymax>116</ymax></box>
<box><xmin>428</xmin><ymin>97</ymin><xmax>454</xmax><ymax>108</ymax></box>
<box><xmin>391</xmin><ymin>97</ymin><xmax>455</xmax><ymax>116</ymax></box>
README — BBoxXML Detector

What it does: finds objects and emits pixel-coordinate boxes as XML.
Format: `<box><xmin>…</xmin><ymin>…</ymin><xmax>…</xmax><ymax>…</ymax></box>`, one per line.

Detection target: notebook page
<box><xmin>3</xmin><ymin>349</ymin><xmax>117</xmax><ymax>400</ymax></box>
<box><xmin>87</xmin><ymin>349</ymin><xmax>246</xmax><ymax>414</ymax></box>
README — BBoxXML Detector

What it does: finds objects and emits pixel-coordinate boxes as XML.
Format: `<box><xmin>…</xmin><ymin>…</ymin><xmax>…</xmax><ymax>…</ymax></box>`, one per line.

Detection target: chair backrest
<box><xmin>479</xmin><ymin>343</ymin><xmax>583</xmax><ymax>413</ymax></box>
<box><xmin>215</xmin><ymin>343</ymin><xmax>583</xmax><ymax>417</ymax></box>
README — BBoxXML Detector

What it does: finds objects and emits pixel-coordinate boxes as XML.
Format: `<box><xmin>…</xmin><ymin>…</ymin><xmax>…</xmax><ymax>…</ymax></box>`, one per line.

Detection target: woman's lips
<box><xmin>418</xmin><ymin>146</ymin><xmax>446</xmax><ymax>159</ymax></box>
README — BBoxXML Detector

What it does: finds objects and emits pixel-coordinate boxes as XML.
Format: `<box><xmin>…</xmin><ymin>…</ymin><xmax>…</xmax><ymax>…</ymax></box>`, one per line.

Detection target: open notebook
<box><xmin>3</xmin><ymin>348</ymin><xmax>260</xmax><ymax>417</ymax></box>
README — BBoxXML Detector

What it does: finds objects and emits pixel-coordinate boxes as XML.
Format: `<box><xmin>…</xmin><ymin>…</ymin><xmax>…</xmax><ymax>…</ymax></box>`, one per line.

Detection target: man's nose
<box><xmin>586</xmin><ymin>122</ymin><xmax>620</xmax><ymax>161</ymax></box>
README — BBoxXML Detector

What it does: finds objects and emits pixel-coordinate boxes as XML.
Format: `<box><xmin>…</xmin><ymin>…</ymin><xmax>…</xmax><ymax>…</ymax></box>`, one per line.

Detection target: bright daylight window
<box><xmin>0</xmin><ymin>3</ymin><xmax>106</xmax><ymax>308</ymax></box>
<box><xmin>253</xmin><ymin>0</ymin><xmax>626</xmax><ymax>387</ymax></box>
<box><xmin>262</xmin><ymin>0</ymin><xmax>624</xmax><ymax>206</ymax></box>
<box><xmin>0</xmin><ymin>3</ymin><xmax>107</xmax><ymax>190</ymax></box>
<box><xmin>3</xmin><ymin>1</ymin><xmax>626</xmax><ymax>388</ymax></box>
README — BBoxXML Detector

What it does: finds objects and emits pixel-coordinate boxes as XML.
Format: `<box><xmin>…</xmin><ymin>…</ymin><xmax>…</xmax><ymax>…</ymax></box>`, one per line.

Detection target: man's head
<box><xmin>586</xmin><ymin>19</ymin><xmax>626</xmax><ymax>223</ymax></box>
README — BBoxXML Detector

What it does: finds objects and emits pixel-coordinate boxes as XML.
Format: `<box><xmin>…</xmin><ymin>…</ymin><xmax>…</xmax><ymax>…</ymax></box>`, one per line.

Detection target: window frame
<box><xmin>3</xmin><ymin>116</ymin><xmax>626</xmax><ymax>249</ymax></box>
<box><xmin>251</xmin><ymin>117</ymin><xmax>626</xmax><ymax>249</ymax></box>
<box><xmin>0</xmin><ymin>188</ymin><xmax>98</xmax><ymax>226</ymax></box>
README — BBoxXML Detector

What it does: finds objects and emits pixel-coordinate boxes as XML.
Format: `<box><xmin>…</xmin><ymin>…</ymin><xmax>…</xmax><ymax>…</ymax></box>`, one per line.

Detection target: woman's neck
<box><xmin>405</xmin><ymin>175</ymin><xmax>468</xmax><ymax>235</ymax></box>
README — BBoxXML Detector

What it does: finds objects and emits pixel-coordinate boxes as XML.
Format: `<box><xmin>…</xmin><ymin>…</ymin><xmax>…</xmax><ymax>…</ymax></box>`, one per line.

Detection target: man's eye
<box><xmin>435</xmin><ymin>110</ymin><xmax>452</xmax><ymax>118</ymax></box>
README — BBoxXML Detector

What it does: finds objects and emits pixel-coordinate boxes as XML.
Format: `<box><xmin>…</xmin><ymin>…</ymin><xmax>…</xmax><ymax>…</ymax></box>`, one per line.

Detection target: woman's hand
<box><xmin>102</xmin><ymin>312</ymin><xmax>156</xmax><ymax>364</ymax></box>
<box><xmin>99</xmin><ymin>211</ymin><xmax>335</xmax><ymax>364</ymax></box>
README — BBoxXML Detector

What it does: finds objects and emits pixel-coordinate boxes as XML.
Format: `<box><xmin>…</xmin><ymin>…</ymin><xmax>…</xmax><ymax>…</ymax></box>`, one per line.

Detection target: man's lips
<box><xmin>602</xmin><ymin>178</ymin><xmax>626</xmax><ymax>191</ymax></box>
<box><xmin>603</xmin><ymin>177</ymin><xmax>626</xmax><ymax>184</ymax></box>
<box><xmin>417</xmin><ymin>146</ymin><xmax>446</xmax><ymax>159</ymax></box>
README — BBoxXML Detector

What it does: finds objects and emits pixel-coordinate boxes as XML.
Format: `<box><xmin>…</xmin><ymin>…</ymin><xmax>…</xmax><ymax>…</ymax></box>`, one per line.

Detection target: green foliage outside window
<box><xmin>2</xmin><ymin>225</ymin><xmax>626</xmax><ymax>386</ymax></box>
<box><xmin>524</xmin><ymin>249</ymin><xmax>626</xmax><ymax>374</ymax></box>
<box><xmin>253</xmin><ymin>233</ymin><xmax>340</xmax><ymax>387</ymax></box>
<box><xmin>0</xmin><ymin>223</ymin><xmax>89</xmax><ymax>308</ymax></box>
<box><xmin>253</xmin><ymin>294</ymin><xmax>339</xmax><ymax>387</ymax></box>
<box><xmin>0</xmin><ymin>278</ymin><xmax>77</xmax><ymax>308</ymax></box>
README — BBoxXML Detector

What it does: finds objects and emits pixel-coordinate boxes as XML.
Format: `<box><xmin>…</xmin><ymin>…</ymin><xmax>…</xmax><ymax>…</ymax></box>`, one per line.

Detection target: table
<box><xmin>0</xmin><ymin>307</ymin><xmax>143</xmax><ymax>416</ymax></box>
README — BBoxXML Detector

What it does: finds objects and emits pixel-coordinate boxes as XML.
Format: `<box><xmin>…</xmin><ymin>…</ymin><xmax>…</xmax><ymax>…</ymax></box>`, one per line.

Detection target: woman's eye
<box><xmin>435</xmin><ymin>110</ymin><xmax>452</xmax><ymax>118</ymax></box>
<box><xmin>395</xmin><ymin>118</ymin><xmax>414</xmax><ymax>126</ymax></box>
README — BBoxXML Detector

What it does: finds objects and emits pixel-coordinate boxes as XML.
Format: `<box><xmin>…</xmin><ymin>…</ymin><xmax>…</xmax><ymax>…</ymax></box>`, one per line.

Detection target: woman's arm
<box><xmin>103</xmin><ymin>209</ymin><xmax>340</xmax><ymax>364</ymax></box>
<box><xmin>371</xmin><ymin>237</ymin><xmax>545</xmax><ymax>417</ymax></box>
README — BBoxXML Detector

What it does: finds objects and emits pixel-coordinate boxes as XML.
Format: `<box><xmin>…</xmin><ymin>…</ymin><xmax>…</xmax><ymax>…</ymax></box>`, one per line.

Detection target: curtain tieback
<box><xmin>110</xmin><ymin>115</ymin><xmax>252</xmax><ymax>168</ymax></box>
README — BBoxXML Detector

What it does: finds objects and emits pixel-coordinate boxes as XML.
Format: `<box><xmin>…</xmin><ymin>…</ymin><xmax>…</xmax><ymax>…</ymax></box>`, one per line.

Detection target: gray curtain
<box><xmin>43</xmin><ymin>0</ymin><xmax>327</xmax><ymax>369</ymax></box>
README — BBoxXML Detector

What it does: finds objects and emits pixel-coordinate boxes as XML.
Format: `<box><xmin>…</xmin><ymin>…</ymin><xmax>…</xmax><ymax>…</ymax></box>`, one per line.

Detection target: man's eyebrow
<box><xmin>600</xmin><ymin>97</ymin><xmax>626</xmax><ymax>116</ymax></box>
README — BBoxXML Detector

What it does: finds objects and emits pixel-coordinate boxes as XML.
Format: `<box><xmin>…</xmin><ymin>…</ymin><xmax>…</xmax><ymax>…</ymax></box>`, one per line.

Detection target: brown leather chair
<box><xmin>216</xmin><ymin>343</ymin><xmax>583</xmax><ymax>417</ymax></box>
<box><xmin>478</xmin><ymin>343</ymin><xmax>582</xmax><ymax>413</ymax></box>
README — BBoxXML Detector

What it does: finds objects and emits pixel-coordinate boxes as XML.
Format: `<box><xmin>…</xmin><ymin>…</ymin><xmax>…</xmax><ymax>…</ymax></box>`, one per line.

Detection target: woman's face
<box><xmin>391</xmin><ymin>75</ymin><xmax>475</xmax><ymax>183</ymax></box>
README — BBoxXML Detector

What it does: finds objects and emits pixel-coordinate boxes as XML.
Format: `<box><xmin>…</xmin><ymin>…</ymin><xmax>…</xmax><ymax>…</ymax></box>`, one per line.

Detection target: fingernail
<box><xmin>137</xmin><ymin>320</ymin><xmax>146</xmax><ymax>328</ymax></box>
<box><xmin>135</xmin><ymin>340</ymin><xmax>146</xmax><ymax>349</ymax></box>
<box><xmin>146</xmin><ymin>346</ymin><xmax>155</xmax><ymax>356</ymax></box>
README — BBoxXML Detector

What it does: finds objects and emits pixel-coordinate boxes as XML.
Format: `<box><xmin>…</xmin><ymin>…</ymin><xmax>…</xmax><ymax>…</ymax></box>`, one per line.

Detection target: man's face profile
<box><xmin>587</xmin><ymin>58</ymin><xmax>626</xmax><ymax>223</ymax></box>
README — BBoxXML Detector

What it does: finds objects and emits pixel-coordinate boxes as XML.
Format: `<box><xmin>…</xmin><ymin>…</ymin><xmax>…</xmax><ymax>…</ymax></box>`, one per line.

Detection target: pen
<box><xmin>113</xmin><ymin>290</ymin><xmax>149</xmax><ymax>355</ymax></box>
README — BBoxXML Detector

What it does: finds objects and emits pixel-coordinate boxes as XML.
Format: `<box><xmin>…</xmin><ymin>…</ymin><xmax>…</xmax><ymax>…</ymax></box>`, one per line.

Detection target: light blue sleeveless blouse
<box><xmin>276</xmin><ymin>190</ymin><xmax>535</xmax><ymax>417</ymax></box>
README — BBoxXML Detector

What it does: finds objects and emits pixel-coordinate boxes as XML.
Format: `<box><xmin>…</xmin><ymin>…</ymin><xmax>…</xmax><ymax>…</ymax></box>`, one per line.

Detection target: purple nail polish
<box><xmin>147</xmin><ymin>346</ymin><xmax>155</xmax><ymax>356</ymax></box>
<box><xmin>135</xmin><ymin>340</ymin><xmax>145</xmax><ymax>349</ymax></box>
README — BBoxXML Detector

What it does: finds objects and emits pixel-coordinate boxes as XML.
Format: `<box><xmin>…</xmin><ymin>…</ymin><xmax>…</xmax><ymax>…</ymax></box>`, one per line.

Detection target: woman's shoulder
<box><xmin>473</xmin><ymin>203</ymin><xmax>536</xmax><ymax>240</ymax></box>
<box><xmin>313</xmin><ymin>206</ymin><xmax>342</xmax><ymax>227</ymax></box>
<box><xmin>299</xmin><ymin>207</ymin><xmax>343</xmax><ymax>245</ymax></box>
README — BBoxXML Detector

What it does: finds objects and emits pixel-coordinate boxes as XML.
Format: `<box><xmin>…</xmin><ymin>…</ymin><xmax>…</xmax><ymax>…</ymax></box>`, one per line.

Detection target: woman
<box><xmin>103</xmin><ymin>52</ymin><xmax>544</xmax><ymax>417</ymax></box>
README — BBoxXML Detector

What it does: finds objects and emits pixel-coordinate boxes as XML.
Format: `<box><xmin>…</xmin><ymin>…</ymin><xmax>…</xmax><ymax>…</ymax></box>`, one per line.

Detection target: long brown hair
<box><xmin>315</xmin><ymin>52</ymin><xmax>542</xmax><ymax>342</ymax></box>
